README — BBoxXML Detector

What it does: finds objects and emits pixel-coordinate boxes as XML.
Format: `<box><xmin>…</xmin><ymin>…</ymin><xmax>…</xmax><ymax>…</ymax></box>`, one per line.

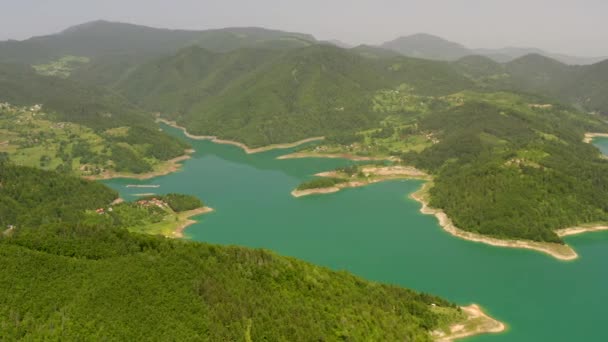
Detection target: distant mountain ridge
<box><xmin>1</xmin><ymin>20</ymin><xmax>607</xmax><ymax>115</ymax></box>
<box><xmin>381</xmin><ymin>33</ymin><xmax>472</xmax><ymax>61</ymax></box>
<box><xmin>0</xmin><ymin>20</ymin><xmax>318</xmax><ymax>64</ymax></box>
<box><xmin>381</xmin><ymin>33</ymin><xmax>606</xmax><ymax>65</ymax></box>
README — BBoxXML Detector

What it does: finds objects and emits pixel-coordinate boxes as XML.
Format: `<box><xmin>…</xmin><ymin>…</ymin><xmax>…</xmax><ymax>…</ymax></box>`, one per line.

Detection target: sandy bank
<box><xmin>291</xmin><ymin>187</ymin><xmax>342</xmax><ymax>197</ymax></box>
<box><xmin>85</xmin><ymin>149</ymin><xmax>194</xmax><ymax>181</ymax></box>
<box><xmin>556</xmin><ymin>225</ymin><xmax>608</xmax><ymax>238</ymax></box>
<box><xmin>278</xmin><ymin>151</ymin><xmax>397</xmax><ymax>161</ymax></box>
<box><xmin>360</xmin><ymin>165</ymin><xmax>429</xmax><ymax>178</ymax></box>
<box><xmin>410</xmin><ymin>183</ymin><xmax>579</xmax><ymax>261</ymax></box>
<box><xmin>434</xmin><ymin>304</ymin><xmax>506</xmax><ymax>341</ymax></box>
<box><xmin>295</xmin><ymin>164</ymin><xmax>601</xmax><ymax>260</ymax></box>
<box><xmin>157</xmin><ymin>118</ymin><xmax>324</xmax><ymax>154</ymax></box>
<box><xmin>172</xmin><ymin>207</ymin><xmax>215</xmax><ymax>238</ymax></box>
<box><xmin>291</xmin><ymin>166</ymin><xmax>430</xmax><ymax>198</ymax></box>
<box><xmin>111</xmin><ymin>198</ymin><xmax>124</xmax><ymax>205</ymax></box>
<box><xmin>583</xmin><ymin>132</ymin><xmax>608</xmax><ymax>144</ymax></box>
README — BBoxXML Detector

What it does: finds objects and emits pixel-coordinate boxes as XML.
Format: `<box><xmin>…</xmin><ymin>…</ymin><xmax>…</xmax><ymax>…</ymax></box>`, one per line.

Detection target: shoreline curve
<box><xmin>172</xmin><ymin>207</ymin><xmax>215</xmax><ymax>239</ymax></box>
<box><xmin>434</xmin><ymin>304</ymin><xmax>506</xmax><ymax>341</ymax></box>
<box><xmin>278</xmin><ymin>151</ymin><xmax>395</xmax><ymax>161</ymax></box>
<box><xmin>85</xmin><ymin>149</ymin><xmax>195</xmax><ymax>181</ymax></box>
<box><xmin>583</xmin><ymin>132</ymin><xmax>608</xmax><ymax>144</ymax></box>
<box><xmin>410</xmin><ymin>183</ymin><xmax>579</xmax><ymax>261</ymax></box>
<box><xmin>157</xmin><ymin>118</ymin><xmax>324</xmax><ymax>154</ymax></box>
<box><xmin>294</xmin><ymin>162</ymin><xmax>608</xmax><ymax>260</ymax></box>
<box><xmin>291</xmin><ymin>166</ymin><xmax>430</xmax><ymax>197</ymax></box>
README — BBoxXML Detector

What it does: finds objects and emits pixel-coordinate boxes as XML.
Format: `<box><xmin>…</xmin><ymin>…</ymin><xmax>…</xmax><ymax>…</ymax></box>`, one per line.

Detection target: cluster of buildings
<box><xmin>95</xmin><ymin>207</ymin><xmax>114</xmax><ymax>215</ymax></box>
<box><xmin>136</xmin><ymin>198</ymin><xmax>169</xmax><ymax>209</ymax></box>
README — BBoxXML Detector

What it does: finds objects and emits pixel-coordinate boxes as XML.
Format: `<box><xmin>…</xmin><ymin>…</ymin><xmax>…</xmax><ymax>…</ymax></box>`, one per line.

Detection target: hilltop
<box><xmin>453</xmin><ymin>54</ymin><xmax>608</xmax><ymax>114</ymax></box>
<box><xmin>0</xmin><ymin>64</ymin><xmax>189</xmax><ymax>175</ymax></box>
<box><xmin>0</xmin><ymin>20</ymin><xmax>316</xmax><ymax>64</ymax></box>
<box><xmin>380</xmin><ymin>33</ymin><xmax>606</xmax><ymax>65</ymax></box>
<box><xmin>381</xmin><ymin>33</ymin><xmax>472</xmax><ymax>60</ymax></box>
<box><xmin>117</xmin><ymin>44</ymin><xmax>474</xmax><ymax>147</ymax></box>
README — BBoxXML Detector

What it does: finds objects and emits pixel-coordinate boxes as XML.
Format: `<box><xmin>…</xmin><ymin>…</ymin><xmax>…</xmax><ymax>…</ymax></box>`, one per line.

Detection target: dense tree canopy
<box><xmin>0</xmin><ymin>160</ymin><xmax>463</xmax><ymax>340</ymax></box>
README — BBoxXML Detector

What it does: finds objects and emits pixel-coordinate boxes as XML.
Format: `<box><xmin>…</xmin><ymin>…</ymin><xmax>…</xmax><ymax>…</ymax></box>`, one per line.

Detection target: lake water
<box><xmin>104</xmin><ymin>128</ymin><xmax>608</xmax><ymax>341</ymax></box>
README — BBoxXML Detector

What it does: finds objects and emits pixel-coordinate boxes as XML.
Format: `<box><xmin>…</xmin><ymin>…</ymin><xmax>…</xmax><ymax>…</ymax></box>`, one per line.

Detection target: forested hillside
<box><xmin>3</xmin><ymin>20</ymin><xmax>608</xmax><ymax>244</ymax></box>
<box><xmin>403</xmin><ymin>94</ymin><xmax>608</xmax><ymax>242</ymax></box>
<box><xmin>0</xmin><ymin>20</ymin><xmax>316</xmax><ymax>64</ymax></box>
<box><xmin>380</xmin><ymin>33</ymin><xmax>606</xmax><ymax>65</ymax></box>
<box><xmin>0</xmin><ymin>162</ymin><xmax>117</xmax><ymax>228</ymax></box>
<box><xmin>454</xmin><ymin>54</ymin><xmax>608</xmax><ymax>114</ymax></box>
<box><xmin>291</xmin><ymin>89</ymin><xmax>608</xmax><ymax>243</ymax></box>
<box><xmin>88</xmin><ymin>39</ymin><xmax>608</xmax><ymax>243</ymax></box>
<box><xmin>0</xmin><ymin>160</ymin><xmax>466</xmax><ymax>341</ymax></box>
<box><xmin>117</xmin><ymin>44</ymin><xmax>474</xmax><ymax>147</ymax></box>
<box><xmin>0</xmin><ymin>65</ymin><xmax>189</xmax><ymax>174</ymax></box>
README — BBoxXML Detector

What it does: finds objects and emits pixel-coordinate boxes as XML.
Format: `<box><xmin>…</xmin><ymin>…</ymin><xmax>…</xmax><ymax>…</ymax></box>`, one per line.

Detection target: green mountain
<box><xmin>473</xmin><ymin>47</ymin><xmax>607</xmax><ymax>65</ymax></box>
<box><xmin>0</xmin><ymin>161</ymin><xmax>465</xmax><ymax>340</ymax></box>
<box><xmin>452</xmin><ymin>55</ymin><xmax>506</xmax><ymax>79</ymax></box>
<box><xmin>380</xmin><ymin>33</ymin><xmax>606</xmax><ymax>65</ymax></box>
<box><xmin>455</xmin><ymin>54</ymin><xmax>608</xmax><ymax>114</ymax></box>
<box><xmin>0</xmin><ymin>20</ymin><xmax>316</xmax><ymax>65</ymax></box>
<box><xmin>0</xmin><ymin>63</ymin><xmax>147</xmax><ymax>129</ymax></box>
<box><xmin>381</xmin><ymin>33</ymin><xmax>472</xmax><ymax>61</ymax></box>
<box><xmin>117</xmin><ymin>44</ymin><xmax>474</xmax><ymax>147</ymax></box>
<box><xmin>504</xmin><ymin>55</ymin><xmax>608</xmax><ymax>114</ymax></box>
<box><xmin>0</xmin><ymin>21</ymin><xmax>318</xmax><ymax>90</ymax></box>
<box><xmin>18</xmin><ymin>29</ymin><xmax>607</xmax><ymax>244</ymax></box>
<box><xmin>401</xmin><ymin>92</ymin><xmax>608</xmax><ymax>242</ymax></box>
<box><xmin>0</xmin><ymin>64</ymin><xmax>189</xmax><ymax>174</ymax></box>
<box><xmin>351</xmin><ymin>44</ymin><xmax>402</xmax><ymax>59</ymax></box>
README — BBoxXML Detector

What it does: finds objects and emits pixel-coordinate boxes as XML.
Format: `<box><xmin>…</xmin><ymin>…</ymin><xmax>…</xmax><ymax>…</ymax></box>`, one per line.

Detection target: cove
<box><xmin>103</xmin><ymin>125</ymin><xmax>608</xmax><ymax>341</ymax></box>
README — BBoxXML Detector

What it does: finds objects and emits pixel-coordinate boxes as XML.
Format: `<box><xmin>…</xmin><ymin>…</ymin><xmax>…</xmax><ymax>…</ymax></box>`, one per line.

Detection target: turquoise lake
<box><xmin>104</xmin><ymin>128</ymin><xmax>608</xmax><ymax>341</ymax></box>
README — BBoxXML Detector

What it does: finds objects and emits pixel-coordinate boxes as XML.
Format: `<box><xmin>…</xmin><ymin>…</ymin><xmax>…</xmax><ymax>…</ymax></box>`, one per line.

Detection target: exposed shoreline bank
<box><xmin>278</xmin><ymin>151</ymin><xmax>395</xmax><ymax>161</ymax></box>
<box><xmin>583</xmin><ymin>132</ymin><xmax>608</xmax><ymax>144</ymax></box>
<box><xmin>435</xmin><ymin>304</ymin><xmax>506</xmax><ymax>341</ymax></box>
<box><xmin>85</xmin><ymin>149</ymin><xmax>195</xmax><ymax>181</ymax></box>
<box><xmin>291</xmin><ymin>166</ymin><xmax>430</xmax><ymax>197</ymax></box>
<box><xmin>157</xmin><ymin>118</ymin><xmax>324</xmax><ymax>154</ymax></box>
<box><xmin>172</xmin><ymin>207</ymin><xmax>215</xmax><ymax>239</ymax></box>
<box><xmin>556</xmin><ymin>225</ymin><xmax>608</xmax><ymax>238</ymax></box>
<box><xmin>410</xmin><ymin>183</ymin><xmax>580</xmax><ymax>261</ymax></box>
<box><xmin>292</xmin><ymin>160</ymin><xmax>607</xmax><ymax>260</ymax></box>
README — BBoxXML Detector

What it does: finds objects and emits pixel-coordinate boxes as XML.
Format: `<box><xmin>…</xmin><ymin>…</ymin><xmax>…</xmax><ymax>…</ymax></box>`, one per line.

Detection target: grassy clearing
<box><xmin>33</xmin><ymin>55</ymin><xmax>90</xmax><ymax>78</ymax></box>
<box><xmin>0</xmin><ymin>103</ymin><xmax>180</xmax><ymax>177</ymax></box>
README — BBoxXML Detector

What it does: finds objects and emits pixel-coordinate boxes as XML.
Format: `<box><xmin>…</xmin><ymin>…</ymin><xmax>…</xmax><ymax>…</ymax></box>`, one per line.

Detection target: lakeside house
<box><xmin>136</xmin><ymin>198</ymin><xmax>169</xmax><ymax>209</ymax></box>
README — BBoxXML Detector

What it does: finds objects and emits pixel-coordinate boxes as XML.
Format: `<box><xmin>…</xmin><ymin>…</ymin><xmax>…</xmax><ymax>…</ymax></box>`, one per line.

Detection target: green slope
<box><xmin>351</xmin><ymin>44</ymin><xmax>402</xmax><ymax>59</ymax></box>
<box><xmin>403</xmin><ymin>93</ymin><xmax>608</xmax><ymax>242</ymax></box>
<box><xmin>291</xmin><ymin>89</ymin><xmax>608</xmax><ymax>243</ymax></box>
<box><xmin>0</xmin><ymin>64</ymin><xmax>189</xmax><ymax>174</ymax></box>
<box><xmin>117</xmin><ymin>44</ymin><xmax>475</xmax><ymax>147</ymax></box>
<box><xmin>0</xmin><ymin>161</ymin><xmax>465</xmax><ymax>341</ymax></box>
<box><xmin>381</xmin><ymin>33</ymin><xmax>473</xmax><ymax>60</ymax></box>
<box><xmin>455</xmin><ymin>53</ymin><xmax>608</xmax><ymax>114</ymax></box>
<box><xmin>0</xmin><ymin>21</ymin><xmax>316</xmax><ymax>64</ymax></box>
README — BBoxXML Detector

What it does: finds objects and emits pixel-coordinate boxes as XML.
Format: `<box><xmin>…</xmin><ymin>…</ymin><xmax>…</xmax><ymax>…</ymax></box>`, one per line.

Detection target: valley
<box><xmin>1</xmin><ymin>18</ymin><xmax>608</xmax><ymax>341</ymax></box>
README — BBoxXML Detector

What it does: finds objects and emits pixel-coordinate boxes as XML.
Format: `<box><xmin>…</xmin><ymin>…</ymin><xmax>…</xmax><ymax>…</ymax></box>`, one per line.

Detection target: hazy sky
<box><xmin>1</xmin><ymin>0</ymin><xmax>607</xmax><ymax>56</ymax></box>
